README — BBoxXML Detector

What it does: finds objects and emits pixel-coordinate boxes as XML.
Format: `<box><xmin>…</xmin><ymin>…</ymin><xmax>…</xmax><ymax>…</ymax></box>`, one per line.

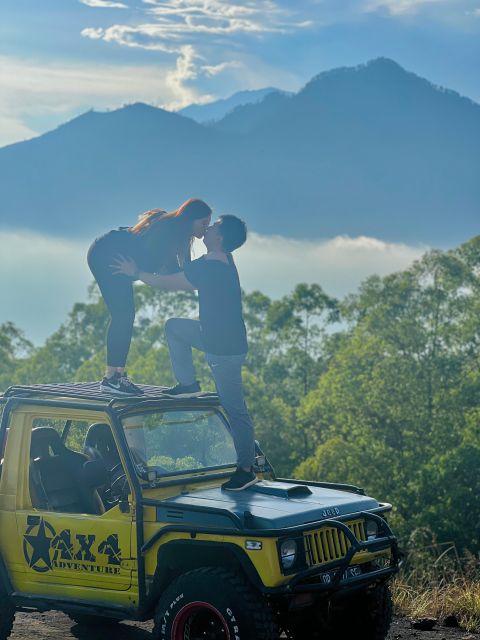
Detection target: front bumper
<box><xmin>268</xmin><ymin>511</ymin><xmax>399</xmax><ymax>596</ymax></box>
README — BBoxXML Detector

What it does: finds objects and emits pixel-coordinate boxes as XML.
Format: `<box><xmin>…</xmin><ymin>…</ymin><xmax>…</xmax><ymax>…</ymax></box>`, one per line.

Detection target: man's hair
<box><xmin>217</xmin><ymin>215</ymin><xmax>247</xmax><ymax>252</ymax></box>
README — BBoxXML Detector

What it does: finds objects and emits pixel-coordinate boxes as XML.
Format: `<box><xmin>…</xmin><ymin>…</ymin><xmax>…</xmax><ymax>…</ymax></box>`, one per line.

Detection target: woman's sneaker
<box><xmin>222</xmin><ymin>468</ymin><xmax>258</xmax><ymax>491</ymax></box>
<box><xmin>100</xmin><ymin>372</ymin><xmax>144</xmax><ymax>396</ymax></box>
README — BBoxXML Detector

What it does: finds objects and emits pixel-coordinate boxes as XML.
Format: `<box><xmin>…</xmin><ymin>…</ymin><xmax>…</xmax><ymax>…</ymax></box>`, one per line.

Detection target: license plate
<box><xmin>319</xmin><ymin>565</ymin><xmax>362</xmax><ymax>585</ymax></box>
<box><xmin>342</xmin><ymin>566</ymin><xmax>362</xmax><ymax>581</ymax></box>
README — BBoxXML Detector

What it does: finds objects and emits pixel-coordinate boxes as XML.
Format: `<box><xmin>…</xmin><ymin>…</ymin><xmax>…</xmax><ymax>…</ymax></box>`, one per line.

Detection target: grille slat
<box><xmin>333</xmin><ymin>529</ymin><xmax>342</xmax><ymax>557</ymax></box>
<box><xmin>304</xmin><ymin>519</ymin><xmax>366</xmax><ymax>568</ymax></box>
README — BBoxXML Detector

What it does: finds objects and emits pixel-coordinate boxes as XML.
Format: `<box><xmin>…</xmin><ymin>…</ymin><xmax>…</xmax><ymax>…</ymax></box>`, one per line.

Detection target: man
<box><xmin>111</xmin><ymin>215</ymin><xmax>257</xmax><ymax>491</ymax></box>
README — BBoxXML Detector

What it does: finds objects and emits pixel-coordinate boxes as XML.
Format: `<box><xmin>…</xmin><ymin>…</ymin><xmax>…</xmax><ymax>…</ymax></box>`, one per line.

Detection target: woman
<box><xmin>87</xmin><ymin>197</ymin><xmax>212</xmax><ymax>396</ymax></box>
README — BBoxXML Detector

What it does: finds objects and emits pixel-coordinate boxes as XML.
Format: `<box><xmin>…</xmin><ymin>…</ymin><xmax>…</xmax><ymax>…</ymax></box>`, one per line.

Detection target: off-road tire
<box><xmin>0</xmin><ymin>588</ymin><xmax>15</xmax><ymax>640</ymax></box>
<box><xmin>329</xmin><ymin>583</ymin><xmax>393</xmax><ymax>640</ymax></box>
<box><xmin>153</xmin><ymin>566</ymin><xmax>279</xmax><ymax>640</ymax></box>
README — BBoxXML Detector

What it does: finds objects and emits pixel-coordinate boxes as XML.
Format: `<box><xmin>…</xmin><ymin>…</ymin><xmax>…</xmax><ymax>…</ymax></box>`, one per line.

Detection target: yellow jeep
<box><xmin>0</xmin><ymin>382</ymin><xmax>399</xmax><ymax>639</ymax></box>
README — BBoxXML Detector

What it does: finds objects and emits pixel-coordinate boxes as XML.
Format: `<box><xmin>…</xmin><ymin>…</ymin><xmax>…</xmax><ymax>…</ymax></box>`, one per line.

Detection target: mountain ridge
<box><xmin>0</xmin><ymin>58</ymin><xmax>478</xmax><ymax>245</ymax></box>
<box><xmin>178</xmin><ymin>87</ymin><xmax>286</xmax><ymax>123</ymax></box>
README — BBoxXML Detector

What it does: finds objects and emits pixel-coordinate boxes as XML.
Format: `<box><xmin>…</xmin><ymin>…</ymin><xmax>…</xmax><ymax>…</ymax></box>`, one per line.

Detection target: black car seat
<box><xmin>29</xmin><ymin>427</ymin><xmax>106</xmax><ymax>515</ymax></box>
<box><xmin>83</xmin><ymin>423</ymin><xmax>126</xmax><ymax>504</ymax></box>
<box><xmin>84</xmin><ymin>423</ymin><xmax>121</xmax><ymax>472</ymax></box>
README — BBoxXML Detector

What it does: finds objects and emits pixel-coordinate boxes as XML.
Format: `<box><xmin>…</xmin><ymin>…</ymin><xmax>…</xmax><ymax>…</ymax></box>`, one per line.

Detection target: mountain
<box><xmin>178</xmin><ymin>88</ymin><xmax>284</xmax><ymax>123</ymax></box>
<box><xmin>0</xmin><ymin>58</ymin><xmax>478</xmax><ymax>244</ymax></box>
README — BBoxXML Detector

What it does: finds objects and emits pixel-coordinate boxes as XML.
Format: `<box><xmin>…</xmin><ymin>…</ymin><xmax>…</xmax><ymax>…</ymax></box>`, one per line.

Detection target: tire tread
<box><xmin>153</xmin><ymin>566</ymin><xmax>279</xmax><ymax>640</ymax></box>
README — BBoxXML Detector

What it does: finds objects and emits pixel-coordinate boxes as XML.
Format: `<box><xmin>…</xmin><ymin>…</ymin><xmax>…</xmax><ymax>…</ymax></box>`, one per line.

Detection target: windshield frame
<box><xmin>119</xmin><ymin>403</ymin><xmax>237</xmax><ymax>482</ymax></box>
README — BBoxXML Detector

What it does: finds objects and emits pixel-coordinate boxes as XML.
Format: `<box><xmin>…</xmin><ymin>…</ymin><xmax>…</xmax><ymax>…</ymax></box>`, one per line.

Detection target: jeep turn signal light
<box><xmin>245</xmin><ymin>540</ymin><xmax>263</xmax><ymax>550</ymax></box>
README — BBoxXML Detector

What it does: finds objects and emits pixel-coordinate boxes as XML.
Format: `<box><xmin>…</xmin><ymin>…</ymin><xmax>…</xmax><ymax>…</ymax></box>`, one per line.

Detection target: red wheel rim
<box><xmin>172</xmin><ymin>601</ymin><xmax>231</xmax><ymax>640</ymax></box>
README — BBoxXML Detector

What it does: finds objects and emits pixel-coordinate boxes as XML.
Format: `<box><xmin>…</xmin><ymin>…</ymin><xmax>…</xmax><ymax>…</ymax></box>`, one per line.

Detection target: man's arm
<box><xmin>110</xmin><ymin>255</ymin><xmax>195</xmax><ymax>292</ymax></box>
<box><xmin>139</xmin><ymin>270</ymin><xmax>194</xmax><ymax>292</ymax></box>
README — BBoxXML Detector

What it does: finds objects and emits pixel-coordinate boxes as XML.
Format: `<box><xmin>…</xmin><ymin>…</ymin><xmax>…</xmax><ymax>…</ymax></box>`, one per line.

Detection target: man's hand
<box><xmin>110</xmin><ymin>255</ymin><xmax>194</xmax><ymax>291</ymax></box>
<box><xmin>110</xmin><ymin>255</ymin><xmax>139</xmax><ymax>278</ymax></box>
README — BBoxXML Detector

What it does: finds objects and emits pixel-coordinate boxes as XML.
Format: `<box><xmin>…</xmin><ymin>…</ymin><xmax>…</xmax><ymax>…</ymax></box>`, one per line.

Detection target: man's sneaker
<box><xmin>163</xmin><ymin>381</ymin><xmax>201</xmax><ymax>396</ymax></box>
<box><xmin>222</xmin><ymin>468</ymin><xmax>258</xmax><ymax>491</ymax></box>
<box><xmin>100</xmin><ymin>372</ymin><xmax>144</xmax><ymax>396</ymax></box>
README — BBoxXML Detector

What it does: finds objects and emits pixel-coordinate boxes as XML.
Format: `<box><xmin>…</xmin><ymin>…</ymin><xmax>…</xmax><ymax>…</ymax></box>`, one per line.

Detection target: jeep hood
<box><xmin>156</xmin><ymin>480</ymin><xmax>383</xmax><ymax>530</ymax></box>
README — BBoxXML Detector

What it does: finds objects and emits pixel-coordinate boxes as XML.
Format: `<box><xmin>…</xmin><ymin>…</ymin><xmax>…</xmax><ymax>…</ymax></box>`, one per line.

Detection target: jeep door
<box><xmin>14</xmin><ymin>409</ymin><xmax>137</xmax><ymax>605</ymax></box>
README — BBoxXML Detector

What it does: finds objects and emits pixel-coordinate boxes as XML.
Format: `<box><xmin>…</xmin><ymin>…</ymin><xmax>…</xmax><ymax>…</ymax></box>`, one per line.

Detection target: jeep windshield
<box><xmin>121</xmin><ymin>408</ymin><xmax>237</xmax><ymax>478</ymax></box>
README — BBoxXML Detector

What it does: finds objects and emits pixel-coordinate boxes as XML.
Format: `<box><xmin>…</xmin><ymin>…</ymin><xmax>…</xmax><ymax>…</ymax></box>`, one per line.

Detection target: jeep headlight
<box><xmin>366</xmin><ymin>519</ymin><xmax>379</xmax><ymax>540</ymax></box>
<box><xmin>280</xmin><ymin>539</ymin><xmax>297</xmax><ymax>570</ymax></box>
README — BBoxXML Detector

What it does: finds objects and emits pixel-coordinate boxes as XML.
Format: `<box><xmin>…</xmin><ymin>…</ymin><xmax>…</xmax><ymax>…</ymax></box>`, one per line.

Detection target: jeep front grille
<box><xmin>304</xmin><ymin>519</ymin><xmax>366</xmax><ymax>566</ymax></box>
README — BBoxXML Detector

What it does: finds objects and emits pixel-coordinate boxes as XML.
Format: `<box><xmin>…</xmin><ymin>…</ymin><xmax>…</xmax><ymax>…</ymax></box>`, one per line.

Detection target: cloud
<box><xmin>78</xmin><ymin>1</ymin><xmax>308</xmax><ymax>109</ymax></box>
<box><xmin>202</xmin><ymin>60</ymin><xmax>242</xmax><ymax>76</ymax></box>
<box><xmin>201</xmin><ymin>60</ymin><xmax>243</xmax><ymax>76</ymax></box>
<box><xmin>0</xmin><ymin>111</ymin><xmax>38</xmax><ymax>147</ymax></box>
<box><xmin>225</xmin><ymin>233</ymin><xmax>426</xmax><ymax>300</ymax></box>
<box><xmin>0</xmin><ymin>55</ymin><xmax>208</xmax><ymax>147</ymax></box>
<box><xmin>365</xmin><ymin>0</ymin><xmax>449</xmax><ymax>15</ymax></box>
<box><xmin>79</xmin><ymin>0</ymin><xmax>128</xmax><ymax>8</ymax></box>
<box><xmin>164</xmin><ymin>45</ymin><xmax>207</xmax><ymax>107</ymax></box>
<box><xmin>80</xmin><ymin>0</ymin><xmax>307</xmax><ymax>53</ymax></box>
<box><xmin>0</xmin><ymin>230</ymin><xmax>426</xmax><ymax>344</ymax></box>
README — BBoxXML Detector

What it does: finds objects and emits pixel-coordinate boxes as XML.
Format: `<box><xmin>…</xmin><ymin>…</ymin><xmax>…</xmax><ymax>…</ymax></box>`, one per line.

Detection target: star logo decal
<box><xmin>23</xmin><ymin>517</ymin><xmax>56</xmax><ymax>573</ymax></box>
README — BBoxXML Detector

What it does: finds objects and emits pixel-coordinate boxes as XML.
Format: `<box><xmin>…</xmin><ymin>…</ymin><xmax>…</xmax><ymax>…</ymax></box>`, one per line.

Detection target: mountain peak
<box><xmin>116</xmin><ymin>101</ymin><xmax>162</xmax><ymax>114</ymax></box>
<box><xmin>300</xmin><ymin>57</ymin><xmax>410</xmax><ymax>95</ymax></box>
<box><xmin>364</xmin><ymin>57</ymin><xmax>405</xmax><ymax>72</ymax></box>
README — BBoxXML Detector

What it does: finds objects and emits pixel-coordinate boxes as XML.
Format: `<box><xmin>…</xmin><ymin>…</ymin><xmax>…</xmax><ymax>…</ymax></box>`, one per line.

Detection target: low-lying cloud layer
<box><xmin>0</xmin><ymin>230</ymin><xmax>426</xmax><ymax>345</ymax></box>
<box><xmin>234</xmin><ymin>233</ymin><xmax>425</xmax><ymax>299</ymax></box>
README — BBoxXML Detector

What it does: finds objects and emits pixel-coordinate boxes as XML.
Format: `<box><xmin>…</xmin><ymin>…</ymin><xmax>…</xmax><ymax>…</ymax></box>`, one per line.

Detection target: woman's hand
<box><xmin>110</xmin><ymin>255</ymin><xmax>139</xmax><ymax>278</ymax></box>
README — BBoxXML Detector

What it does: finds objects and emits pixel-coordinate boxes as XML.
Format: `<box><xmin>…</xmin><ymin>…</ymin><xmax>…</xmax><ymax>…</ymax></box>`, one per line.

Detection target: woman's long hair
<box><xmin>130</xmin><ymin>198</ymin><xmax>212</xmax><ymax>265</ymax></box>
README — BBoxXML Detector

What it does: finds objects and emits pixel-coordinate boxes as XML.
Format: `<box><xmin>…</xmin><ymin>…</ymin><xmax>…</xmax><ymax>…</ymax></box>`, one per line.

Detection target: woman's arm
<box><xmin>110</xmin><ymin>255</ymin><xmax>195</xmax><ymax>292</ymax></box>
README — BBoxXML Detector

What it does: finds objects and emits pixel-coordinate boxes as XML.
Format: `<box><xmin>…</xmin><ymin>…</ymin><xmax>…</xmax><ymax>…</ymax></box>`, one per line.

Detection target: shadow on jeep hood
<box><xmin>157</xmin><ymin>481</ymin><xmax>381</xmax><ymax>529</ymax></box>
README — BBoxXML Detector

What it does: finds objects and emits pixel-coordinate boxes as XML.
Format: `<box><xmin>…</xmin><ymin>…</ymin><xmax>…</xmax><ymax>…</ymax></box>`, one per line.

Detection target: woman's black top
<box><xmin>88</xmin><ymin>227</ymin><xmax>180</xmax><ymax>276</ymax></box>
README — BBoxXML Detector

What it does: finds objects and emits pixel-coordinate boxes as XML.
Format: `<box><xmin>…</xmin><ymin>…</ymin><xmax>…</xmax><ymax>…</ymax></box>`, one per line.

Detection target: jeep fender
<box><xmin>148</xmin><ymin>539</ymin><xmax>265</xmax><ymax>607</ymax></box>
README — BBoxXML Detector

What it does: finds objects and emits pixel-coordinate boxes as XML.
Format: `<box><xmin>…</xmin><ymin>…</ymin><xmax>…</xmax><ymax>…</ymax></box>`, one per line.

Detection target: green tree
<box><xmin>262</xmin><ymin>283</ymin><xmax>338</xmax><ymax>402</ymax></box>
<box><xmin>296</xmin><ymin>236</ymin><xmax>480</xmax><ymax>550</ymax></box>
<box><xmin>0</xmin><ymin>322</ymin><xmax>34</xmax><ymax>389</ymax></box>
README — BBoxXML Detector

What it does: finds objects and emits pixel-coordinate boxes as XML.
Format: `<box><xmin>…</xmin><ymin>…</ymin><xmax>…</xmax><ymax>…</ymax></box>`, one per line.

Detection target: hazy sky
<box><xmin>0</xmin><ymin>0</ymin><xmax>479</xmax><ymax>147</ymax></box>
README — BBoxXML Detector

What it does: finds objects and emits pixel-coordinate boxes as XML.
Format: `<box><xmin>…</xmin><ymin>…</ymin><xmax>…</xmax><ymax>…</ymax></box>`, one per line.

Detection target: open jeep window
<box><xmin>122</xmin><ymin>409</ymin><xmax>236</xmax><ymax>477</ymax></box>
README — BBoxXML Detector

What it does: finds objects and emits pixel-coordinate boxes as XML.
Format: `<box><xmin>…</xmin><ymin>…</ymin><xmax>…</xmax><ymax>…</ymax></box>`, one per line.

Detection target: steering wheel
<box><xmin>110</xmin><ymin>472</ymin><xmax>129</xmax><ymax>497</ymax></box>
<box><xmin>103</xmin><ymin>463</ymin><xmax>128</xmax><ymax>504</ymax></box>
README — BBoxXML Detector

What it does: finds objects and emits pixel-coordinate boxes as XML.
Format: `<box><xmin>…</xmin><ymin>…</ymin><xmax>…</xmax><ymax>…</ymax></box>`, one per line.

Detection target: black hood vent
<box><xmin>249</xmin><ymin>483</ymin><xmax>313</xmax><ymax>499</ymax></box>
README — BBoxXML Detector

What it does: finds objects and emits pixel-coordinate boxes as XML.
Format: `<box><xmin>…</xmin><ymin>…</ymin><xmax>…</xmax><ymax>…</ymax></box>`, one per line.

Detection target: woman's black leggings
<box><xmin>87</xmin><ymin>243</ymin><xmax>135</xmax><ymax>368</ymax></box>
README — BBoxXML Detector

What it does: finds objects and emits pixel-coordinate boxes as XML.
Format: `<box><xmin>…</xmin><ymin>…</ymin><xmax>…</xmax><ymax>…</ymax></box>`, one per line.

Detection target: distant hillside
<box><xmin>178</xmin><ymin>88</ymin><xmax>284</xmax><ymax>123</ymax></box>
<box><xmin>0</xmin><ymin>58</ymin><xmax>478</xmax><ymax>244</ymax></box>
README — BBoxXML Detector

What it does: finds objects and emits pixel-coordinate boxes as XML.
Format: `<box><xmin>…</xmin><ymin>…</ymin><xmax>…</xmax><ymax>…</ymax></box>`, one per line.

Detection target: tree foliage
<box><xmin>297</xmin><ymin>236</ymin><xmax>480</xmax><ymax>549</ymax></box>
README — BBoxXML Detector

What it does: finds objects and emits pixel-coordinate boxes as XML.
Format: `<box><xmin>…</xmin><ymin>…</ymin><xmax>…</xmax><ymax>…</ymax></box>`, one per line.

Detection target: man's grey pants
<box><xmin>165</xmin><ymin>318</ymin><xmax>256</xmax><ymax>469</ymax></box>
